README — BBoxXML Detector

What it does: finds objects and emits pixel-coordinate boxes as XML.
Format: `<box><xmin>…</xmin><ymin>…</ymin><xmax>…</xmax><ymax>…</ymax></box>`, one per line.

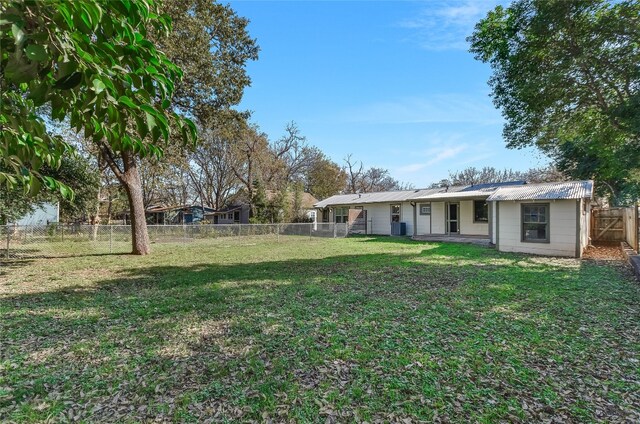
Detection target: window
<box><xmin>474</xmin><ymin>200</ymin><xmax>489</xmax><ymax>223</ymax></box>
<box><xmin>390</xmin><ymin>204</ymin><xmax>401</xmax><ymax>223</ymax></box>
<box><xmin>335</xmin><ymin>207</ymin><xmax>348</xmax><ymax>223</ymax></box>
<box><xmin>522</xmin><ymin>203</ymin><xmax>550</xmax><ymax>243</ymax></box>
<box><xmin>322</xmin><ymin>209</ymin><xmax>330</xmax><ymax>223</ymax></box>
<box><xmin>233</xmin><ymin>211</ymin><xmax>240</xmax><ymax>223</ymax></box>
<box><xmin>227</xmin><ymin>212</ymin><xmax>234</xmax><ymax>220</ymax></box>
<box><xmin>419</xmin><ymin>203</ymin><xmax>431</xmax><ymax>215</ymax></box>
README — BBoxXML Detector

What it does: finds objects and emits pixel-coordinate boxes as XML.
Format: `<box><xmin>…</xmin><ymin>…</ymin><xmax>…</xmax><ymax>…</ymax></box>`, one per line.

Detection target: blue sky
<box><xmin>228</xmin><ymin>0</ymin><xmax>549</xmax><ymax>187</ymax></box>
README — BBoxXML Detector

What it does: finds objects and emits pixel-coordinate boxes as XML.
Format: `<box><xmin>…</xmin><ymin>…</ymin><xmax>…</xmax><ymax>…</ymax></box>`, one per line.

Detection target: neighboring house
<box><xmin>14</xmin><ymin>202</ymin><xmax>59</xmax><ymax>225</ymax></box>
<box><xmin>315</xmin><ymin>180</ymin><xmax>594</xmax><ymax>258</ymax></box>
<box><xmin>293</xmin><ymin>192</ymin><xmax>320</xmax><ymax>222</ymax></box>
<box><xmin>204</xmin><ymin>191</ymin><xmax>319</xmax><ymax>224</ymax></box>
<box><xmin>204</xmin><ymin>204</ymin><xmax>251</xmax><ymax>224</ymax></box>
<box><xmin>145</xmin><ymin>204</ymin><xmax>216</xmax><ymax>225</ymax></box>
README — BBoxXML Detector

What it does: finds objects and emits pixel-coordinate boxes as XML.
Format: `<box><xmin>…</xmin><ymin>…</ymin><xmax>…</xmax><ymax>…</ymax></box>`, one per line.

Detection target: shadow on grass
<box><xmin>0</xmin><ymin>258</ymin><xmax>35</xmax><ymax>275</ymax></box>
<box><xmin>1</xmin><ymin>242</ymin><xmax>639</xmax><ymax>422</ymax></box>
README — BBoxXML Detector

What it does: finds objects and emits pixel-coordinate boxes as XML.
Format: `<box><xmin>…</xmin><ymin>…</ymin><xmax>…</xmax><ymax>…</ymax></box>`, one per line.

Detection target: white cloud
<box><xmin>455</xmin><ymin>151</ymin><xmax>494</xmax><ymax>165</ymax></box>
<box><xmin>397</xmin><ymin>0</ymin><xmax>503</xmax><ymax>51</ymax></box>
<box><xmin>426</xmin><ymin>144</ymin><xmax>468</xmax><ymax>165</ymax></box>
<box><xmin>343</xmin><ymin>94</ymin><xmax>502</xmax><ymax>125</ymax></box>
<box><xmin>395</xmin><ymin>143</ymin><xmax>468</xmax><ymax>175</ymax></box>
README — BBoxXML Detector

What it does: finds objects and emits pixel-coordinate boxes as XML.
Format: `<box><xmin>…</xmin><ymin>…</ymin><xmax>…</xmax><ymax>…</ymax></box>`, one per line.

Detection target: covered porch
<box><xmin>412</xmin><ymin>234</ymin><xmax>492</xmax><ymax>246</ymax></box>
<box><xmin>410</xmin><ymin>191</ymin><xmax>493</xmax><ymax>238</ymax></box>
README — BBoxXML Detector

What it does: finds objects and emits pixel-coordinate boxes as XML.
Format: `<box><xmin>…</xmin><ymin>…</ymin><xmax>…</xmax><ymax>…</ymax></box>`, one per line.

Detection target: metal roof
<box><xmin>314</xmin><ymin>180</ymin><xmax>592</xmax><ymax>207</ymax></box>
<box><xmin>314</xmin><ymin>190</ymin><xmax>423</xmax><ymax>208</ymax></box>
<box><xmin>487</xmin><ymin>180</ymin><xmax>594</xmax><ymax>201</ymax></box>
<box><xmin>408</xmin><ymin>181</ymin><xmax>527</xmax><ymax>201</ymax></box>
<box><xmin>410</xmin><ymin>189</ymin><xmax>498</xmax><ymax>201</ymax></box>
<box><xmin>314</xmin><ymin>187</ymin><xmax>468</xmax><ymax>207</ymax></box>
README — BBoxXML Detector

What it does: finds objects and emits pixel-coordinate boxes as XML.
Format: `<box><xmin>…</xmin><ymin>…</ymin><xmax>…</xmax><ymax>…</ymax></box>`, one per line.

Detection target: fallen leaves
<box><xmin>1</xmin><ymin>237</ymin><xmax>639</xmax><ymax>422</ymax></box>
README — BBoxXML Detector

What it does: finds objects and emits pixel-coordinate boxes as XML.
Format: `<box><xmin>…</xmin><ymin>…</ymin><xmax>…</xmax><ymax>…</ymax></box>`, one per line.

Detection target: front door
<box><xmin>447</xmin><ymin>203</ymin><xmax>459</xmax><ymax>234</ymax></box>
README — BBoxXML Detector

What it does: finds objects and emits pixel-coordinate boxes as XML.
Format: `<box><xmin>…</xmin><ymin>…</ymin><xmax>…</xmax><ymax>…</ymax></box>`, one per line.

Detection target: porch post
<box><xmin>488</xmin><ymin>201</ymin><xmax>493</xmax><ymax>244</ymax></box>
<box><xmin>411</xmin><ymin>202</ymin><xmax>417</xmax><ymax>237</ymax></box>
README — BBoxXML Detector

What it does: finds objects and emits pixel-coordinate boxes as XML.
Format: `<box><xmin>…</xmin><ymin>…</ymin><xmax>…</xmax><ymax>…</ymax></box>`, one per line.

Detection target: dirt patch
<box><xmin>583</xmin><ymin>243</ymin><xmax>627</xmax><ymax>262</ymax></box>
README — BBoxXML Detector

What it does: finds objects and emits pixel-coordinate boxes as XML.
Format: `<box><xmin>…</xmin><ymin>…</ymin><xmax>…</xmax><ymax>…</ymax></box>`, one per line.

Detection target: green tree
<box><xmin>469</xmin><ymin>0</ymin><xmax>640</xmax><ymax>203</ymax></box>
<box><xmin>291</xmin><ymin>181</ymin><xmax>304</xmax><ymax>222</ymax></box>
<box><xmin>306</xmin><ymin>157</ymin><xmax>347</xmax><ymax>199</ymax></box>
<box><xmin>0</xmin><ymin>152</ymin><xmax>99</xmax><ymax>225</ymax></box>
<box><xmin>134</xmin><ymin>0</ymin><xmax>258</xmax><ymax>211</ymax></box>
<box><xmin>0</xmin><ymin>169</ymin><xmax>46</xmax><ymax>225</ymax></box>
<box><xmin>153</xmin><ymin>0</ymin><xmax>259</xmax><ymax>124</ymax></box>
<box><xmin>46</xmin><ymin>154</ymin><xmax>100</xmax><ymax>223</ymax></box>
<box><xmin>250</xmin><ymin>179</ymin><xmax>267</xmax><ymax>223</ymax></box>
<box><xmin>1</xmin><ymin>0</ymin><xmax>197</xmax><ymax>254</ymax></box>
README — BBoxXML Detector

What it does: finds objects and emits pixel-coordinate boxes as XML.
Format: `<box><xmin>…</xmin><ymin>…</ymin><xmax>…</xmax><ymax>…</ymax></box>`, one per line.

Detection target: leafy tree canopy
<box><xmin>1</xmin><ymin>0</ymin><xmax>196</xmax><ymax>196</ymax></box>
<box><xmin>469</xmin><ymin>0</ymin><xmax>640</xmax><ymax>203</ymax></box>
<box><xmin>0</xmin><ymin>151</ymin><xmax>99</xmax><ymax>224</ymax></box>
<box><xmin>154</xmin><ymin>0</ymin><xmax>259</xmax><ymax>124</ymax></box>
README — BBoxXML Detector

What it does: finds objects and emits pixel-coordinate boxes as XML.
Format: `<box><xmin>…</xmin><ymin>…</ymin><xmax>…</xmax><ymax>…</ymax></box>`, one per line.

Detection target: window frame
<box><xmin>390</xmin><ymin>204</ymin><xmax>401</xmax><ymax>223</ymax></box>
<box><xmin>334</xmin><ymin>207</ymin><xmax>349</xmax><ymax>224</ymax></box>
<box><xmin>521</xmin><ymin>203</ymin><xmax>550</xmax><ymax>243</ymax></box>
<box><xmin>419</xmin><ymin>203</ymin><xmax>431</xmax><ymax>216</ymax></box>
<box><xmin>473</xmin><ymin>200</ymin><xmax>489</xmax><ymax>223</ymax></box>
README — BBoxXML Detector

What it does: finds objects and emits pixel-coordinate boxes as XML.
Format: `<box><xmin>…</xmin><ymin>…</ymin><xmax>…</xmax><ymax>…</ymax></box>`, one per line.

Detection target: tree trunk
<box><xmin>90</xmin><ymin>184</ymin><xmax>101</xmax><ymax>241</ymax></box>
<box><xmin>97</xmin><ymin>142</ymin><xmax>150</xmax><ymax>254</ymax></box>
<box><xmin>120</xmin><ymin>151</ymin><xmax>151</xmax><ymax>255</ymax></box>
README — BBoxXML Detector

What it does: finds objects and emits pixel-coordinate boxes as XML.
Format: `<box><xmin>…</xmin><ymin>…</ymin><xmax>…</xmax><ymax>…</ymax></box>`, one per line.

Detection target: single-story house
<box><xmin>145</xmin><ymin>204</ymin><xmax>216</xmax><ymax>225</ymax></box>
<box><xmin>204</xmin><ymin>191</ymin><xmax>320</xmax><ymax>224</ymax></box>
<box><xmin>204</xmin><ymin>204</ymin><xmax>251</xmax><ymax>224</ymax></box>
<box><xmin>315</xmin><ymin>180</ymin><xmax>594</xmax><ymax>257</ymax></box>
<box><xmin>11</xmin><ymin>202</ymin><xmax>59</xmax><ymax>225</ymax></box>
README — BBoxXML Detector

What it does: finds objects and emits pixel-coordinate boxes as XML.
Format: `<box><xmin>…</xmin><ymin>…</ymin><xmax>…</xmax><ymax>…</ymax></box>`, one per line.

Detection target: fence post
<box><xmin>109</xmin><ymin>225</ymin><xmax>113</xmax><ymax>254</ymax></box>
<box><xmin>635</xmin><ymin>205</ymin><xmax>639</xmax><ymax>252</ymax></box>
<box><xmin>61</xmin><ymin>223</ymin><xmax>64</xmax><ymax>242</ymax></box>
<box><xmin>309</xmin><ymin>223</ymin><xmax>312</xmax><ymax>240</ymax></box>
<box><xmin>5</xmin><ymin>225</ymin><xmax>10</xmax><ymax>260</ymax></box>
<box><xmin>277</xmin><ymin>224</ymin><xmax>280</xmax><ymax>243</ymax></box>
<box><xmin>333</xmin><ymin>224</ymin><xmax>337</xmax><ymax>238</ymax></box>
<box><xmin>183</xmin><ymin>224</ymin><xmax>187</xmax><ymax>247</ymax></box>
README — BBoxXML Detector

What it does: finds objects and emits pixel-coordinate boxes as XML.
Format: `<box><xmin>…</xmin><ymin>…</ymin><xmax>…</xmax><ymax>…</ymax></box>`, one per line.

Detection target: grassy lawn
<box><xmin>1</xmin><ymin>236</ymin><xmax>639</xmax><ymax>422</ymax></box>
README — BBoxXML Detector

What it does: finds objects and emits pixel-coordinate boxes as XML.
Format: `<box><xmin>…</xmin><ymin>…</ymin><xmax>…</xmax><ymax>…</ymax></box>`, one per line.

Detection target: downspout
<box><xmin>410</xmin><ymin>202</ymin><xmax>417</xmax><ymax>237</ymax></box>
<box><xmin>575</xmin><ymin>199</ymin><xmax>581</xmax><ymax>258</ymax></box>
<box><xmin>495</xmin><ymin>201</ymin><xmax>500</xmax><ymax>251</ymax></box>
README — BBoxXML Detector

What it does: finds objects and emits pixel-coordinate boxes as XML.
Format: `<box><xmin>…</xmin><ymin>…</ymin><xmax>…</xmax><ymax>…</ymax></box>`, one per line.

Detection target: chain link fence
<box><xmin>0</xmin><ymin>223</ymin><xmax>348</xmax><ymax>260</ymax></box>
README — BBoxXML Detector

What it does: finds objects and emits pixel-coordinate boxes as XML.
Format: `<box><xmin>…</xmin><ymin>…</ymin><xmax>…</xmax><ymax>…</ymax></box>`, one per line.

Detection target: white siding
<box><xmin>491</xmin><ymin>201</ymin><xmax>497</xmax><ymax>244</ymax></box>
<box><xmin>497</xmin><ymin>200</ymin><xmax>579</xmax><ymax>257</ymax></box>
<box><xmin>431</xmin><ymin>202</ymin><xmax>446</xmax><ymax>235</ymax></box>
<box><xmin>367</xmin><ymin>204</ymin><xmax>391</xmax><ymax>235</ymax></box>
<box><xmin>401</xmin><ymin>202</ymin><xmax>414</xmax><ymax>236</ymax></box>
<box><xmin>16</xmin><ymin>203</ymin><xmax>59</xmax><ymax>225</ymax></box>
<box><xmin>416</xmin><ymin>202</ymin><xmax>432</xmax><ymax>235</ymax></box>
<box><xmin>459</xmin><ymin>200</ymin><xmax>489</xmax><ymax>236</ymax></box>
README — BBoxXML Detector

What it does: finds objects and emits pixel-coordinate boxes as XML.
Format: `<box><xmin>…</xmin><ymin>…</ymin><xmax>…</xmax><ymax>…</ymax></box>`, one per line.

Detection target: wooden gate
<box><xmin>591</xmin><ymin>208</ymin><xmax>625</xmax><ymax>242</ymax></box>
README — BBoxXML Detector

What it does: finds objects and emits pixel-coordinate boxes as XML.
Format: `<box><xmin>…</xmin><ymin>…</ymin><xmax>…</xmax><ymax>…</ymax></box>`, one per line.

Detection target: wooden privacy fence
<box><xmin>591</xmin><ymin>207</ymin><xmax>639</xmax><ymax>251</ymax></box>
<box><xmin>624</xmin><ymin>206</ymin><xmax>640</xmax><ymax>252</ymax></box>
